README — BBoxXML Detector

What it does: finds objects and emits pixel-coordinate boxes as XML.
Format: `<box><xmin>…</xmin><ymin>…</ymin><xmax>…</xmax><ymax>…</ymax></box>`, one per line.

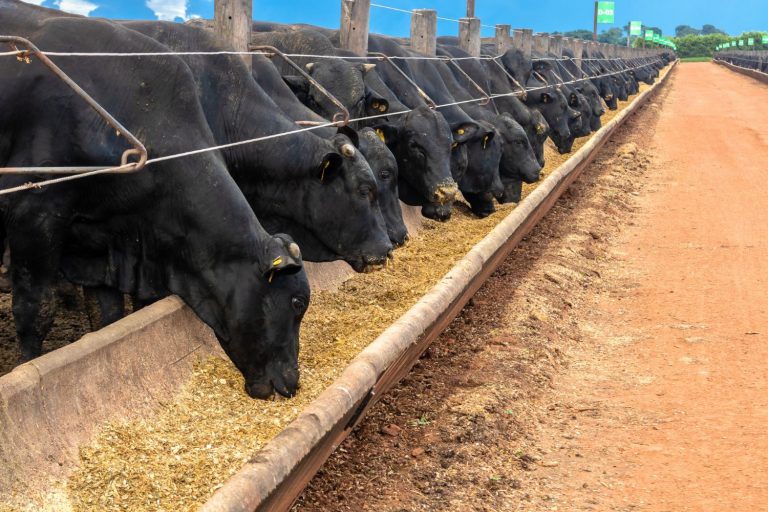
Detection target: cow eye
<box><xmin>359</xmin><ymin>184</ymin><xmax>373</xmax><ymax>198</ymax></box>
<box><xmin>379</xmin><ymin>169</ymin><xmax>392</xmax><ymax>180</ymax></box>
<box><xmin>291</xmin><ymin>296</ymin><xmax>308</xmax><ymax>314</ymax></box>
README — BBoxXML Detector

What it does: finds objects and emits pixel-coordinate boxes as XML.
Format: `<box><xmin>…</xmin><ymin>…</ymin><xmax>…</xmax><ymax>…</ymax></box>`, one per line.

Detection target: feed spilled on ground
<box><xmin>14</xmin><ymin>76</ymin><xmax>659</xmax><ymax>511</ymax></box>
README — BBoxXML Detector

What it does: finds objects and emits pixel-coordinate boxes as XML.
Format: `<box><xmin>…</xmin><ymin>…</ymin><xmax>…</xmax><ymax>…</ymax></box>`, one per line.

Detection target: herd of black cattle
<box><xmin>0</xmin><ymin>0</ymin><xmax>672</xmax><ymax>399</ymax></box>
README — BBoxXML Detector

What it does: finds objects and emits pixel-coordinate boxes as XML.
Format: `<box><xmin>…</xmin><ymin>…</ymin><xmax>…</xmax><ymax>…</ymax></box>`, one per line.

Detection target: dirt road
<box><xmin>294</xmin><ymin>62</ymin><xmax>768</xmax><ymax>511</ymax></box>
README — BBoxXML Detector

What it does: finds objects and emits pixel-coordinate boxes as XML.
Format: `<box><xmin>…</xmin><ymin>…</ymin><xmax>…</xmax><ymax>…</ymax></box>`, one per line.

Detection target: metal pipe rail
<box><xmin>0</xmin><ymin>36</ymin><xmax>147</xmax><ymax>176</ymax></box>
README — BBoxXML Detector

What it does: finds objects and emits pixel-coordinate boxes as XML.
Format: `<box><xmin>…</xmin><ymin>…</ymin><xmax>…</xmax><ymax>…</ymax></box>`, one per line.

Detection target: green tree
<box><xmin>702</xmin><ymin>24</ymin><xmax>726</xmax><ymax>35</ymax></box>
<box><xmin>562</xmin><ymin>29</ymin><xmax>595</xmax><ymax>41</ymax></box>
<box><xmin>598</xmin><ymin>27</ymin><xmax>625</xmax><ymax>45</ymax></box>
<box><xmin>675</xmin><ymin>25</ymin><xmax>701</xmax><ymax>37</ymax></box>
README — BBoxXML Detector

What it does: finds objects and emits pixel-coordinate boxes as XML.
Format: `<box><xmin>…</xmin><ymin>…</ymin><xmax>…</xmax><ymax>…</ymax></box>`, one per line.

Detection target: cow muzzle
<box><xmin>245</xmin><ymin>365</ymin><xmax>300</xmax><ymax>399</ymax></box>
<box><xmin>431</xmin><ymin>181</ymin><xmax>459</xmax><ymax>205</ymax></box>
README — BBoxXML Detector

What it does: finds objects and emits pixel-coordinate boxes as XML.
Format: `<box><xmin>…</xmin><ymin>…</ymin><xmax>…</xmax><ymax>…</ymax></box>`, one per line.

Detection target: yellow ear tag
<box><xmin>321</xmin><ymin>159</ymin><xmax>330</xmax><ymax>181</ymax></box>
<box><xmin>272</xmin><ymin>256</ymin><xmax>283</xmax><ymax>267</ymax></box>
<box><xmin>482</xmin><ymin>135</ymin><xmax>489</xmax><ymax>149</ymax></box>
<box><xmin>457</xmin><ymin>128</ymin><xmax>465</xmax><ymax>135</ymax></box>
<box><xmin>268</xmin><ymin>271</ymin><xmax>275</xmax><ymax>284</ymax></box>
<box><xmin>451</xmin><ymin>142</ymin><xmax>459</xmax><ymax>149</ymax></box>
<box><xmin>375</xmin><ymin>128</ymin><xmax>386</xmax><ymax>143</ymax></box>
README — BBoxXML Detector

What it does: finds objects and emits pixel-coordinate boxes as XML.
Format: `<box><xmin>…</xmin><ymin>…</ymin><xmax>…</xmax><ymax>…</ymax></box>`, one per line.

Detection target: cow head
<box><xmin>373</xmin><ymin>106</ymin><xmax>458</xmax><ymax>220</ymax></box>
<box><xmin>295</xmin><ymin>60</ymin><xmax>387</xmax><ymax>119</ymax></box>
<box><xmin>175</xmin><ymin>232</ymin><xmax>310</xmax><ymax>400</ymax></box>
<box><xmin>459</xmin><ymin>121</ymin><xmax>503</xmax><ymax>218</ymax></box>
<box><xmin>497</xmin><ymin>114</ymin><xmax>542</xmax><ymax>183</ymax></box>
<box><xmin>359</xmin><ymin>127</ymin><xmax>408</xmax><ymax>246</ymax></box>
<box><xmin>576</xmin><ymin>82</ymin><xmax>605</xmax><ymax>132</ymax></box>
<box><xmin>526</xmin><ymin>84</ymin><xmax>573</xmax><ymax>154</ymax></box>
<box><xmin>256</xmin><ymin>132</ymin><xmax>393</xmax><ymax>272</ymax></box>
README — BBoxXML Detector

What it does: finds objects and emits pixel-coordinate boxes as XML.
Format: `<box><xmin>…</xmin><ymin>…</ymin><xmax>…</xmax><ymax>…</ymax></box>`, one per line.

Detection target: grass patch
<box><xmin>681</xmin><ymin>56</ymin><xmax>712</xmax><ymax>63</ymax></box>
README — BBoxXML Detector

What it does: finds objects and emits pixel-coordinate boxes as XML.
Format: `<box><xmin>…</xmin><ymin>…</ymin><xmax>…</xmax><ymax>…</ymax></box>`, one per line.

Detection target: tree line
<box><xmin>555</xmin><ymin>24</ymin><xmax>767</xmax><ymax>59</ymax></box>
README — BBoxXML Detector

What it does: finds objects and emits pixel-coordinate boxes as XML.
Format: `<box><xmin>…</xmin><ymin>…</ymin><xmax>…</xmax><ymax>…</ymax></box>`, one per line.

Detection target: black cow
<box><xmin>249</xmin><ymin>28</ymin><xmax>388</xmax><ymax>120</ymax></box>
<box><xmin>496</xmin><ymin>49</ymin><xmax>578</xmax><ymax>154</ymax></box>
<box><xmin>121</xmin><ymin>21</ymin><xmax>393</xmax><ymax>271</ymax></box>
<box><xmin>1</xmin><ymin>2</ymin><xmax>308</xmax><ymax>399</ymax></box>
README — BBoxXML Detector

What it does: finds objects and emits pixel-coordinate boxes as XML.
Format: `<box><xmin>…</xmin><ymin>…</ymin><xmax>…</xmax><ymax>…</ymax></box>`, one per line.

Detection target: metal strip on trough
<box><xmin>715</xmin><ymin>59</ymin><xmax>768</xmax><ymax>85</ymax></box>
<box><xmin>202</xmin><ymin>60</ymin><xmax>679</xmax><ymax>512</ymax></box>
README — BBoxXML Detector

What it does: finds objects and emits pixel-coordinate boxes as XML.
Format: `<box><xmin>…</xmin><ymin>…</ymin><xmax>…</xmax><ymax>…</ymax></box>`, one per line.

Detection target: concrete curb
<box><xmin>201</xmin><ymin>60</ymin><xmax>679</xmax><ymax>512</ymax></box>
<box><xmin>714</xmin><ymin>59</ymin><xmax>768</xmax><ymax>85</ymax></box>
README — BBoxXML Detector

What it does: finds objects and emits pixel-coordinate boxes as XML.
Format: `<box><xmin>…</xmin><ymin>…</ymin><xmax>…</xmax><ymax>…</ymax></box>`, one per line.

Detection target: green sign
<box><xmin>738</xmin><ymin>39</ymin><xmax>745</xmax><ymax>46</ymax></box>
<box><xmin>645</xmin><ymin>29</ymin><xmax>654</xmax><ymax>41</ymax></box>
<box><xmin>748</xmin><ymin>37</ymin><xmax>755</xmax><ymax>45</ymax></box>
<box><xmin>629</xmin><ymin>21</ymin><xmax>642</xmax><ymax>36</ymax></box>
<box><xmin>596</xmin><ymin>1</ymin><xmax>615</xmax><ymax>24</ymax></box>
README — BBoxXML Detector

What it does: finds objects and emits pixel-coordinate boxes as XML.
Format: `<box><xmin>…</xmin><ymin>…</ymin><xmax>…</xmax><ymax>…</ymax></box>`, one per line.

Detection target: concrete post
<box><xmin>214</xmin><ymin>0</ymin><xmax>252</xmax><ymax>68</ymax></box>
<box><xmin>411</xmin><ymin>9</ymin><xmax>437</xmax><ymax>56</ymax></box>
<box><xmin>459</xmin><ymin>17</ymin><xmax>481</xmax><ymax>57</ymax></box>
<box><xmin>512</xmin><ymin>28</ymin><xmax>533</xmax><ymax>59</ymax></box>
<box><xmin>495</xmin><ymin>24</ymin><xmax>511</xmax><ymax>55</ymax></box>
<box><xmin>339</xmin><ymin>0</ymin><xmax>371</xmax><ymax>56</ymax></box>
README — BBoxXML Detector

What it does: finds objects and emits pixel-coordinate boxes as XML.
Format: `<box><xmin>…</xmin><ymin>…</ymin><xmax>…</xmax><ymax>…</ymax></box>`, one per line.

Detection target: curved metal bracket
<box><xmin>367</xmin><ymin>51</ymin><xmax>437</xmax><ymax>109</ymax></box>
<box><xmin>250</xmin><ymin>44</ymin><xmax>350</xmax><ymax>126</ymax></box>
<box><xmin>0</xmin><ymin>35</ymin><xmax>147</xmax><ymax>175</ymax></box>
<box><xmin>487</xmin><ymin>57</ymin><xmax>528</xmax><ymax>101</ymax></box>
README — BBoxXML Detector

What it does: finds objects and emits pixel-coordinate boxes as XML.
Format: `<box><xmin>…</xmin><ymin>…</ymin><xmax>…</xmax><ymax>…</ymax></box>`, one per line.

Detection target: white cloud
<box><xmin>145</xmin><ymin>0</ymin><xmax>189</xmax><ymax>21</ymax></box>
<box><xmin>55</xmin><ymin>0</ymin><xmax>99</xmax><ymax>15</ymax></box>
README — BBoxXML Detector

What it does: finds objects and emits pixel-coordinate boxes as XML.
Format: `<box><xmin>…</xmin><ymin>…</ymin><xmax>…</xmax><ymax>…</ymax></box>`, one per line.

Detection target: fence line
<box><xmin>0</xmin><ymin>51</ymin><xmax>662</xmax><ymax>196</ymax></box>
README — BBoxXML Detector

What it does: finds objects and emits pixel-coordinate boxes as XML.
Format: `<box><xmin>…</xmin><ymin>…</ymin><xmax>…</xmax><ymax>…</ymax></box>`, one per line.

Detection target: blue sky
<box><xmin>23</xmin><ymin>0</ymin><xmax>768</xmax><ymax>37</ymax></box>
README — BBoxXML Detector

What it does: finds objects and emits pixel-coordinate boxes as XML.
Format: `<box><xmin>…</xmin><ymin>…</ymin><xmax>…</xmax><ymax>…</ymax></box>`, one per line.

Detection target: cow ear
<box><xmin>337</xmin><ymin>126</ymin><xmax>360</xmax><ymax>148</ymax></box>
<box><xmin>365</xmin><ymin>91</ymin><xmax>389</xmax><ymax>115</ymax></box>
<box><xmin>283</xmin><ymin>74</ymin><xmax>310</xmax><ymax>95</ymax></box>
<box><xmin>371</xmin><ymin>123</ymin><xmax>399</xmax><ymax>145</ymax></box>
<box><xmin>261</xmin><ymin>233</ymin><xmax>303</xmax><ymax>280</ymax></box>
<box><xmin>452</xmin><ymin>122</ymin><xmax>479</xmax><ymax>144</ymax></box>
<box><xmin>541</xmin><ymin>92</ymin><xmax>552</xmax><ymax>104</ymax></box>
<box><xmin>481</xmin><ymin>130</ymin><xmax>495</xmax><ymax>150</ymax></box>
<box><xmin>318</xmin><ymin>152</ymin><xmax>343</xmax><ymax>183</ymax></box>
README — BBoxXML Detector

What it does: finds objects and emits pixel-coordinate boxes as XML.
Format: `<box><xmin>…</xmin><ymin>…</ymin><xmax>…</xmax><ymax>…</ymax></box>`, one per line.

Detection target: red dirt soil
<box><xmin>294</xmin><ymin>62</ymin><xmax>768</xmax><ymax>512</ymax></box>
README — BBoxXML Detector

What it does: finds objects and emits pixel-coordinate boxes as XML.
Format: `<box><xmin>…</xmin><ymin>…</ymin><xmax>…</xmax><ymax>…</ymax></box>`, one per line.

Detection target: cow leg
<box><xmin>8</xmin><ymin>217</ymin><xmax>66</xmax><ymax>361</ymax></box>
<box><xmin>0</xmin><ymin>229</ymin><xmax>10</xmax><ymax>293</ymax></box>
<box><xmin>83</xmin><ymin>286</ymin><xmax>125</xmax><ymax>331</ymax></box>
<box><xmin>11</xmin><ymin>259</ymin><xmax>59</xmax><ymax>361</ymax></box>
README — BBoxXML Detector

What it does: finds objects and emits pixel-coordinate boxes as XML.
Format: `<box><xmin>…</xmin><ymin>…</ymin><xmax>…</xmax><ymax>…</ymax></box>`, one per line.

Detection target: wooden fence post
<box><xmin>411</xmin><ymin>9</ymin><xmax>437</xmax><ymax>56</ymax></box>
<box><xmin>570</xmin><ymin>38</ymin><xmax>584</xmax><ymax>73</ymax></box>
<box><xmin>512</xmin><ymin>28</ymin><xmax>533</xmax><ymax>59</ymax></box>
<box><xmin>550</xmin><ymin>34</ymin><xmax>564</xmax><ymax>57</ymax></box>
<box><xmin>532</xmin><ymin>33</ymin><xmax>550</xmax><ymax>56</ymax></box>
<box><xmin>459</xmin><ymin>17</ymin><xmax>481</xmax><ymax>57</ymax></box>
<box><xmin>495</xmin><ymin>24</ymin><xmax>511</xmax><ymax>55</ymax></box>
<box><xmin>339</xmin><ymin>0</ymin><xmax>371</xmax><ymax>56</ymax></box>
<box><xmin>214</xmin><ymin>0</ymin><xmax>252</xmax><ymax>69</ymax></box>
